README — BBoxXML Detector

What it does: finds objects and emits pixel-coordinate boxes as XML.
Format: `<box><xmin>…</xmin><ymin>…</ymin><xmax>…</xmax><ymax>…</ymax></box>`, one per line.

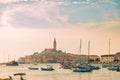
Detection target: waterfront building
<box><xmin>24</xmin><ymin>55</ymin><xmax>33</xmax><ymax>64</ymax></box>
<box><xmin>19</xmin><ymin>38</ymin><xmax>120</xmax><ymax>64</ymax></box>
<box><xmin>101</xmin><ymin>54</ymin><xmax>115</xmax><ymax>63</ymax></box>
<box><xmin>114</xmin><ymin>52</ymin><xmax>120</xmax><ymax>63</ymax></box>
<box><xmin>88</xmin><ymin>55</ymin><xmax>100</xmax><ymax>63</ymax></box>
<box><xmin>18</xmin><ymin>57</ymin><xmax>25</xmax><ymax>64</ymax></box>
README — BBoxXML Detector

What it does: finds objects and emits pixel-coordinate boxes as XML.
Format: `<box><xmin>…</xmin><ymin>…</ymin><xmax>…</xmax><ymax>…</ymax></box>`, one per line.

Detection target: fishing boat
<box><xmin>6</xmin><ymin>55</ymin><xmax>18</xmax><ymax>66</ymax></box>
<box><xmin>6</xmin><ymin>61</ymin><xmax>18</xmax><ymax>66</ymax></box>
<box><xmin>89</xmin><ymin>64</ymin><xmax>100</xmax><ymax>70</ymax></box>
<box><xmin>41</xmin><ymin>65</ymin><xmax>54</xmax><ymax>71</ymax></box>
<box><xmin>73</xmin><ymin>66</ymin><xmax>92</xmax><ymax>72</ymax></box>
<box><xmin>60</xmin><ymin>62</ymin><xmax>71</xmax><ymax>69</ymax></box>
<box><xmin>73</xmin><ymin>40</ymin><xmax>92</xmax><ymax>72</ymax></box>
<box><xmin>116</xmin><ymin>65</ymin><xmax>120</xmax><ymax>72</ymax></box>
<box><xmin>61</xmin><ymin>65</ymin><xmax>71</xmax><ymax>69</ymax></box>
<box><xmin>108</xmin><ymin>65</ymin><xmax>118</xmax><ymax>71</ymax></box>
<box><xmin>28</xmin><ymin>67</ymin><xmax>39</xmax><ymax>70</ymax></box>
<box><xmin>102</xmin><ymin>64</ymin><xmax>110</xmax><ymax>68</ymax></box>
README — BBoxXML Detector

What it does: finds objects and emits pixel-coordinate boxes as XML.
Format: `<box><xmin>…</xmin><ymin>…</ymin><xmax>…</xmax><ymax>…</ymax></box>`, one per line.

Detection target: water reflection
<box><xmin>77</xmin><ymin>72</ymin><xmax>91</xmax><ymax>80</ymax></box>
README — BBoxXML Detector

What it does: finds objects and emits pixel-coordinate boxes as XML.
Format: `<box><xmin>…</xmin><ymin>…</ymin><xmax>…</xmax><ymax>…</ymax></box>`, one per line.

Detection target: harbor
<box><xmin>0</xmin><ymin>0</ymin><xmax>120</xmax><ymax>80</ymax></box>
<box><xmin>0</xmin><ymin>63</ymin><xmax>120</xmax><ymax>80</ymax></box>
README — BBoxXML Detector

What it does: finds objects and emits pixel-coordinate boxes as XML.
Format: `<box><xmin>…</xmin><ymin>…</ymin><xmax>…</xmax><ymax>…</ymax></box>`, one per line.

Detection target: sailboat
<box><xmin>6</xmin><ymin>61</ymin><xmax>18</xmax><ymax>66</ymax></box>
<box><xmin>106</xmin><ymin>39</ymin><xmax>120</xmax><ymax>71</ymax></box>
<box><xmin>6</xmin><ymin>55</ymin><xmax>18</xmax><ymax>66</ymax></box>
<box><xmin>102</xmin><ymin>39</ymin><xmax>113</xmax><ymax>68</ymax></box>
<box><xmin>73</xmin><ymin>40</ymin><xmax>92</xmax><ymax>72</ymax></box>
<box><xmin>88</xmin><ymin>40</ymin><xmax>100</xmax><ymax>70</ymax></box>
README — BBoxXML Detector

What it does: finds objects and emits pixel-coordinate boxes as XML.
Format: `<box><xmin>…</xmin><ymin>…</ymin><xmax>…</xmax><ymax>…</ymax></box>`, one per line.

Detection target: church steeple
<box><xmin>53</xmin><ymin>38</ymin><xmax>56</xmax><ymax>50</ymax></box>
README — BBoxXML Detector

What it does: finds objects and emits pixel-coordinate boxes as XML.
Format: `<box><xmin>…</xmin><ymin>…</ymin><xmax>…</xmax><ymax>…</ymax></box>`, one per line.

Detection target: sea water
<box><xmin>0</xmin><ymin>63</ymin><xmax>119</xmax><ymax>80</ymax></box>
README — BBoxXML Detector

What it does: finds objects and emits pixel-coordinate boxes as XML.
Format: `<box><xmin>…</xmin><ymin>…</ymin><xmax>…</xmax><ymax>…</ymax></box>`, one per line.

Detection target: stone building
<box><xmin>24</xmin><ymin>55</ymin><xmax>33</xmax><ymax>64</ymax></box>
<box><xmin>114</xmin><ymin>52</ymin><xmax>120</xmax><ymax>63</ymax></box>
<box><xmin>18</xmin><ymin>38</ymin><xmax>102</xmax><ymax>64</ymax></box>
<box><xmin>101</xmin><ymin>54</ymin><xmax>115</xmax><ymax>63</ymax></box>
<box><xmin>89</xmin><ymin>55</ymin><xmax>100</xmax><ymax>63</ymax></box>
<box><xmin>18</xmin><ymin>57</ymin><xmax>25</xmax><ymax>64</ymax></box>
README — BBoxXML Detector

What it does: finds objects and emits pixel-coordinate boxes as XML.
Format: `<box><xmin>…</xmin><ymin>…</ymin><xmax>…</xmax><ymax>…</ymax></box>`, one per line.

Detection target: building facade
<box><xmin>114</xmin><ymin>52</ymin><xmax>120</xmax><ymax>63</ymax></box>
<box><xmin>101</xmin><ymin>54</ymin><xmax>115</xmax><ymax>63</ymax></box>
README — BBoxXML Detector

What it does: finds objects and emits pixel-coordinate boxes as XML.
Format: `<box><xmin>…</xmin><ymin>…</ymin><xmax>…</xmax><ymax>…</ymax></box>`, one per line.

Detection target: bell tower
<box><xmin>53</xmin><ymin>38</ymin><xmax>56</xmax><ymax>50</ymax></box>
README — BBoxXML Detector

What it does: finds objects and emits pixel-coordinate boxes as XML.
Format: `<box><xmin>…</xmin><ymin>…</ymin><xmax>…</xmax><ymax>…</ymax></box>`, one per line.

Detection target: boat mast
<box><xmin>109</xmin><ymin>39</ymin><xmax>111</xmax><ymax>64</ymax></box>
<box><xmin>14</xmin><ymin>55</ymin><xmax>16</xmax><ymax>61</ymax></box>
<box><xmin>109</xmin><ymin>39</ymin><xmax>111</xmax><ymax>55</ymax></box>
<box><xmin>3</xmin><ymin>50</ymin><xmax>5</xmax><ymax>63</ymax></box>
<box><xmin>79</xmin><ymin>39</ymin><xmax>82</xmax><ymax>63</ymax></box>
<box><xmin>88</xmin><ymin>40</ymin><xmax>90</xmax><ymax>64</ymax></box>
<box><xmin>8</xmin><ymin>55</ymin><xmax>10</xmax><ymax>63</ymax></box>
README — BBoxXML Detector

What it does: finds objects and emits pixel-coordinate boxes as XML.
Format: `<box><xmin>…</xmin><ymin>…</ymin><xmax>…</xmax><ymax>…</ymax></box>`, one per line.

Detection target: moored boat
<box><xmin>108</xmin><ymin>65</ymin><xmax>118</xmax><ymax>71</ymax></box>
<box><xmin>89</xmin><ymin>65</ymin><xmax>101</xmax><ymax>70</ymax></box>
<box><xmin>102</xmin><ymin>64</ymin><xmax>112</xmax><ymax>68</ymax></box>
<box><xmin>62</xmin><ymin>65</ymin><xmax>71</xmax><ymax>69</ymax></box>
<box><xmin>73</xmin><ymin>66</ymin><xmax>92</xmax><ymax>72</ymax></box>
<box><xmin>6</xmin><ymin>61</ymin><xmax>18</xmax><ymax>66</ymax></box>
<box><xmin>41</xmin><ymin>65</ymin><xmax>54</xmax><ymax>71</ymax></box>
<box><xmin>28</xmin><ymin>67</ymin><xmax>39</xmax><ymax>70</ymax></box>
<box><xmin>60</xmin><ymin>62</ymin><xmax>71</xmax><ymax>69</ymax></box>
<box><xmin>116</xmin><ymin>65</ymin><xmax>120</xmax><ymax>72</ymax></box>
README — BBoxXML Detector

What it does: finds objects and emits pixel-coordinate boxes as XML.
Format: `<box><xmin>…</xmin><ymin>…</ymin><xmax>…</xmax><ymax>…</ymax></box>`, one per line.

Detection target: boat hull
<box><xmin>73</xmin><ymin>67</ymin><xmax>92</xmax><ymax>72</ymax></box>
<box><xmin>6</xmin><ymin>61</ymin><xmax>18</xmax><ymax>66</ymax></box>
<box><xmin>41</xmin><ymin>68</ymin><xmax>54</xmax><ymax>71</ymax></box>
<box><xmin>28</xmin><ymin>67</ymin><xmax>39</xmax><ymax>70</ymax></box>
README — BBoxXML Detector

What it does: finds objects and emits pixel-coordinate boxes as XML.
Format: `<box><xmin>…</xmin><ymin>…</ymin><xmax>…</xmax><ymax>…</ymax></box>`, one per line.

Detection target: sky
<box><xmin>0</xmin><ymin>0</ymin><xmax>120</xmax><ymax>62</ymax></box>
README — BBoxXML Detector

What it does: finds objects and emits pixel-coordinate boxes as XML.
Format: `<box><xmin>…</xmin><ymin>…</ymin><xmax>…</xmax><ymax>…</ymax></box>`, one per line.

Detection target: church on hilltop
<box><xmin>41</xmin><ymin>38</ymin><xmax>59</xmax><ymax>54</ymax></box>
<box><xmin>34</xmin><ymin>38</ymin><xmax>71</xmax><ymax>63</ymax></box>
<box><xmin>18</xmin><ymin>38</ymin><xmax>100</xmax><ymax>63</ymax></box>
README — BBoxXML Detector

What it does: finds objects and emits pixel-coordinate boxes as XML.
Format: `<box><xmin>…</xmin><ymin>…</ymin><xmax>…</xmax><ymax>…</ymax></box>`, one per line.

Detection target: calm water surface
<box><xmin>0</xmin><ymin>63</ymin><xmax>119</xmax><ymax>80</ymax></box>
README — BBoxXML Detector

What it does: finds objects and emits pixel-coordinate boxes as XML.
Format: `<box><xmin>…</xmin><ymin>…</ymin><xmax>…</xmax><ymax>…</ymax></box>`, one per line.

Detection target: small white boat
<box><xmin>41</xmin><ymin>65</ymin><xmax>54</xmax><ymax>71</ymax></box>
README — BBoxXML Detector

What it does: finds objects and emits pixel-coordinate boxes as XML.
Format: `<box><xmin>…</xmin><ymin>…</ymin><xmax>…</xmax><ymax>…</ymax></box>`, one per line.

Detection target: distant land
<box><xmin>18</xmin><ymin>38</ymin><xmax>120</xmax><ymax>64</ymax></box>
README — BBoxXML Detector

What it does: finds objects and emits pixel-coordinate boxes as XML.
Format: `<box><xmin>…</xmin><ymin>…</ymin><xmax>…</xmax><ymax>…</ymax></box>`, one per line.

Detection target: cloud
<box><xmin>0</xmin><ymin>0</ymin><xmax>69</xmax><ymax>28</ymax></box>
<box><xmin>0</xmin><ymin>0</ymin><xmax>120</xmax><ymax>63</ymax></box>
<box><xmin>0</xmin><ymin>0</ymin><xmax>21</xmax><ymax>4</ymax></box>
<box><xmin>0</xmin><ymin>0</ymin><xmax>36</xmax><ymax>4</ymax></box>
<box><xmin>0</xmin><ymin>0</ymin><xmax>120</xmax><ymax>30</ymax></box>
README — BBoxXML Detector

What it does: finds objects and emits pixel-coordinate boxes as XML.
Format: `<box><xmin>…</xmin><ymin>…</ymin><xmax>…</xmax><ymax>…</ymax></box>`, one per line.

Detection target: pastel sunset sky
<box><xmin>0</xmin><ymin>0</ymin><xmax>120</xmax><ymax>62</ymax></box>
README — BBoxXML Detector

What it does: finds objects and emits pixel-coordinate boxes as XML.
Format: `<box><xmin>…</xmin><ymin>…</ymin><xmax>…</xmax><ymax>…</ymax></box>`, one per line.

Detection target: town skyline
<box><xmin>0</xmin><ymin>0</ymin><xmax>120</xmax><ymax>63</ymax></box>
